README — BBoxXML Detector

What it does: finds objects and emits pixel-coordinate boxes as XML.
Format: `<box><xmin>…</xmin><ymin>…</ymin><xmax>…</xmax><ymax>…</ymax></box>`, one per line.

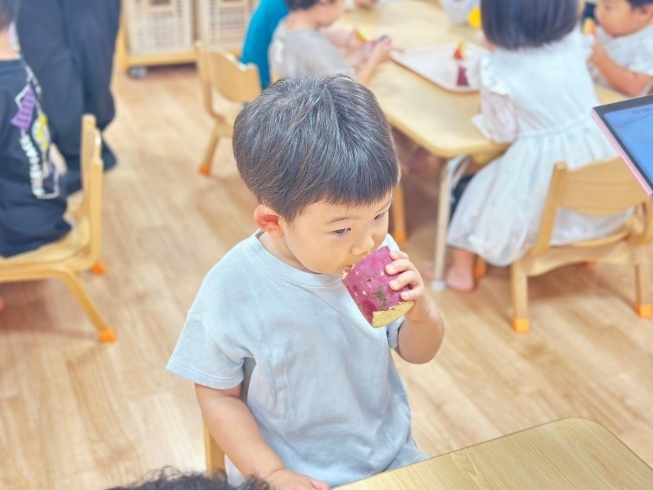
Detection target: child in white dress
<box><xmin>589</xmin><ymin>0</ymin><xmax>653</xmax><ymax>97</ymax></box>
<box><xmin>446</xmin><ymin>0</ymin><xmax>627</xmax><ymax>292</ymax></box>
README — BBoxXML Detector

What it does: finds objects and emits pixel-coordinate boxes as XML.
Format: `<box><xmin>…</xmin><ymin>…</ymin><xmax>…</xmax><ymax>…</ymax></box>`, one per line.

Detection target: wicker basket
<box><xmin>197</xmin><ymin>0</ymin><xmax>259</xmax><ymax>51</ymax></box>
<box><xmin>125</xmin><ymin>0</ymin><xmax>195</xmax><ymax>55</ymax></box>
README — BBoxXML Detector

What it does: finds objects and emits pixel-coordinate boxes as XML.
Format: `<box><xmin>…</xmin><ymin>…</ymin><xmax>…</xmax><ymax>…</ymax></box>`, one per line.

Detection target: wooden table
<box><xmin>339</xmin><ymin>418</ymin><xmax>653</xmax><ymax>489</ymax></box>
<box><xmin>337</xmin><ymin>1</ymin><xmax>624</xmax><ymax>289</ymax></box>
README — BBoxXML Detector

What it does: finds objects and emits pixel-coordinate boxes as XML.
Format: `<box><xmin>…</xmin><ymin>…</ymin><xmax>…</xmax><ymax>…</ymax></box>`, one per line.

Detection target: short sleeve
<box><xmin>307</xmin><ymin>40</ymin><xmax>355</xmax><ymax>78</ymax></box>
<box><xmin>630</xmin><ymin>33</ymin><xmax>653</xmax><ymax>77</ymax></box>
<box><xmin>167</xmin><ymin>315</ymin><xmax>245</xmax><ymax>390</ymax></box>
<box><xmin>472</xmin><ymin>55</ymin><xmax>518</xmax><ymax>144</ymax></box>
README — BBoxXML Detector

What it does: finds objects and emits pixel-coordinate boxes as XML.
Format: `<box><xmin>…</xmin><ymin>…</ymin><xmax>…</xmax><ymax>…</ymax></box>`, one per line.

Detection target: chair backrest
<box><xmin>530</xmin><ymin>157</ymin><xmax>653</xmax><ymax>256</ymax></box>
<box><xmin>196</xmin><ymin>42</ymin><xmax>261</xmax><ymax>111</ymax></box>
<box><xmin>80</xmin><ymin>115</ymin><xmax>104</xmax><ymax>263</ymax></box>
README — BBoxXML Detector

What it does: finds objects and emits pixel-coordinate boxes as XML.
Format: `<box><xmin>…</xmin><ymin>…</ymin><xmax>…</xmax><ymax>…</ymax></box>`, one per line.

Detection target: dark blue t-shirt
<box><xmin>0</xmin><ymin>59</ymin><xmax>70</xmax><ymax>257</ymax></box>
<box><xmin>241</xmin><ymin>0</ymin><xmax>288</xmax><ymax>88</ymax></box>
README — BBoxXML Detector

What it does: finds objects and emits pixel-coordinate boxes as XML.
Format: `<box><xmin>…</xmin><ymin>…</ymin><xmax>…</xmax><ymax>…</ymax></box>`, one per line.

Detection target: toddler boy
<box><xmin>269</xmin><ymin>0</ymin><xmax>392</xmax><ymax>86</ymax></box>
<box><xmin>590</xmin><ymin>0</ymin><xmax>653</xmax><ymax>96</ymax></box>
<box><xmin>167</xmin><ymin>76</ymin><xmax>444</xmax><ymax>490</ymax></box>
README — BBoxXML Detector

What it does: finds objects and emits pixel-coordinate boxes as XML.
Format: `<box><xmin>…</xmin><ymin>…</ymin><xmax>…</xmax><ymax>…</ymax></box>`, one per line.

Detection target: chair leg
<box><xmin>634</xmin><ymin>247</ymin><xmax>653</xmax><ymax>318</ymax></box>
<box><xmin>391</xmin><ymin>178</ymin><xmax>407</xmax><ymax>244</ymax></box>
<box><xmin>90</xmin><ymin>261</ymin><xmax>107</xmax><ymax>275</ymax></box>
<box><xmin>474</xmin><ymin>256</ymin><xmax>487</xmax><ymax>279</ymax></box>
<box><xmin>204</xmin><ymin>423</ymin><xmax>226</xmax><ymax>473</ymax></box>
<box><xmin>199</xmin><ymin>124</ymin><xmax>222</xmax><ymax>176</ymax></box>
<box><xmin>52</xmin><ymin>268</ymin><xmax>116</xmax><ymax>342</ymax></box>
<box><xmin>510</xmin><ymin>260</ymin><xmax>530</xmax><ymax>332</ymax></box>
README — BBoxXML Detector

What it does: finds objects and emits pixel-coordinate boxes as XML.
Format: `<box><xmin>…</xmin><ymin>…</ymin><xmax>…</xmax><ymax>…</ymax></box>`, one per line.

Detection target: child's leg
<box><xmin>445</xmin><ymin>248</ymin><xmax>475</xmax><ymax>292</ymax></box>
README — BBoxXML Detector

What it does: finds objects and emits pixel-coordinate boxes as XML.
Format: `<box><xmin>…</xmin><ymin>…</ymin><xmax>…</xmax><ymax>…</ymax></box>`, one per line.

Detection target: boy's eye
<box><xmin>333</xmin><ymin>228</ymin><xmax>351</xmax><ymax>236</ymax></box>
<box><xmin>375</xmin><ymin>211</ymin><xmax>388</xmax><ymax>220</ymax></box>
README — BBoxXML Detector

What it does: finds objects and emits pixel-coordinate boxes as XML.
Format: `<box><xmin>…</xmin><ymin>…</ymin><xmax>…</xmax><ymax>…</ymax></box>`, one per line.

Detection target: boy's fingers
<box><xmin>389</xmin><ymin>270</ymin><xmax>420</xmax><ymax>290</ymax></box>
<box><xmin>400</xmin><ymin>286</ymin><xmax>424</xmax><ymax>302</ymax></box>
<box><xmin>386</xmin><ymin>258</ymin><xmax>415</xmax><ymax>275</ymax></box>
<box><xmin>389</xmin><ymin>250</ymin><xmax>408</xmax><ymax>260</ymax></box>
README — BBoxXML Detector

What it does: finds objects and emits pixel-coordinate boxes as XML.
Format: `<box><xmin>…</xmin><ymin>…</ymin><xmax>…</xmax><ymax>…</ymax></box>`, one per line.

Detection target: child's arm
<box><xmin>196</xmin><ymin>384</ymin><xmax>330</xmax><ymax>490</ymax></box>
<box><xmin>590</xmin><ymin>41</ymin><xmax>652</xmax><ymax>97</ymax></box>
<box><xmin>385</xmin><ymin>251</ymin><xmax>445</xmax><ymax>364</ymax></box>
<box><xmin>355</xmin><ymin>37</ymin><xmax>393</xmax><ymax>87</ymax></box>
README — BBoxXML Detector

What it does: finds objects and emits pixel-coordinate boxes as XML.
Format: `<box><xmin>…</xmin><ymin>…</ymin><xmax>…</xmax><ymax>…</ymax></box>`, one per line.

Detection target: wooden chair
<box><xmin>204</xmin><ymin>423</ymin><xmax>226</xmax><ymax>473</ymax></box>
<box><xmin>196</xmin><ymin>42</ymin><xmax>261</xmax><ymax>175</ymax></box>
<box><xmin>509</xmin><ymin>157</ymin><xmax>653</xmax><ymax>333</ymax></box>
<box><xmin>0</xmin><ymin>115</ymin><xmax>116</xmax><ymax>342</ymax></box>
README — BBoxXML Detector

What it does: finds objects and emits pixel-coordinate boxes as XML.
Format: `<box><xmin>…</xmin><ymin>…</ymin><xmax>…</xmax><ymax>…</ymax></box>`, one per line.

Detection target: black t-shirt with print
<box><xmin>0</xmin><ymin>59</ymin><xmax>70</xmax><ymax>257</ymax></box>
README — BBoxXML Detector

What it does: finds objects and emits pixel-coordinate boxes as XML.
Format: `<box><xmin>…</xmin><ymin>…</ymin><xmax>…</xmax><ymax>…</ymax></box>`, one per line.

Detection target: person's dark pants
<box><xmin>16</xmin><ymin>0</ymin><xmax>121</xmax><ymax>194</ymax></box>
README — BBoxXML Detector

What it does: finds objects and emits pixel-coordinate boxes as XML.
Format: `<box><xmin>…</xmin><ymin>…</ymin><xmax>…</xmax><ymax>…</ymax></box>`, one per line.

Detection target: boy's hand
<box><xmin>267</xmin><ymin>469</ymin><xmax>331</xmax><ymax>490</ymax></box>
<box><xmin>386</xmin><ymin>251</ymin><xmax>437</xmax><ymax>323</ymax></box>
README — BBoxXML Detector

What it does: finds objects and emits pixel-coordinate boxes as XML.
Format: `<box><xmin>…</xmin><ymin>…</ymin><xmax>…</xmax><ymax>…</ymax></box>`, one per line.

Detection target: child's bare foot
<box><xmin>445</xmin><ymin>266</ymin><xmax>475</xmax><ymax>292</ymax></box>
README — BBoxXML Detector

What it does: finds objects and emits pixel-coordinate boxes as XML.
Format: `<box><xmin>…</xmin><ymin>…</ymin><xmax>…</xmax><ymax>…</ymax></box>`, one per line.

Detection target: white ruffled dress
<box><xmin>447</xmin><ymin>31</ymin><xmax>627</xmax><ymax>266</ymax></box>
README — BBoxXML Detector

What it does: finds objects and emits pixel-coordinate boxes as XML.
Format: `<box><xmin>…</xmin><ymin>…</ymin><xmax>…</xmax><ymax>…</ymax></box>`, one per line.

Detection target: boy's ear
<box><xmin>254</xmin><ymin>204</ymin><xmax>285</xmax><ymax>238</ymax></box>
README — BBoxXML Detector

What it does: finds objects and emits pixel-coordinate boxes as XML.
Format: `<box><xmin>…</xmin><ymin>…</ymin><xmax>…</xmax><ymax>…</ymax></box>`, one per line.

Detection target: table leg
<box><xmin>431</xmin><ymin>156</ymin><xmax>470</xmax><ymax>291</ymax></box>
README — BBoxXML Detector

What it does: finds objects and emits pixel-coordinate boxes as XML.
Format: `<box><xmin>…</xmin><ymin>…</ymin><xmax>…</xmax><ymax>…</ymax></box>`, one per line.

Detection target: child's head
<box><xmin>0</xmin><ymin>0</ymin><xmax>18</xmax><ymax>32</ymax></box>
<box><xmin>481</xmin><ymin>0</ymin><xmax>579</xmax><ymax>50</ymax></box>
<box><xmin>233</xmin><ymin>75</ymin><xmax>399</xmax><ymax>275</ymax></box>
<box><xmin>595</xmin><ymin>0</ymin><xmax>653</xmax><ymax>37</ymax></box>
<box><xmin>285</xmin><ymin>0</ymin><xmax>346</xmax><ymax>27</ymax></box>
<box><xmin>109</xmin><ymin>467</ymin><xmax>269</xmax><ymax>490</ymax></box>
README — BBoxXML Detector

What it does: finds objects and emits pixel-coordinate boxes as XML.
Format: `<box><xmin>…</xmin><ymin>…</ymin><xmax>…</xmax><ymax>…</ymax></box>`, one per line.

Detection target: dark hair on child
<box><xmin>284</xmin><ymin>0</ymin><xmax>325</xmax><ymax>11</ymax></box>
<box><xmin>0</xmin><ymin>0</ymin><xmax>19</xmax><ymax>30</ymax></box>
<box><xmin>628</xmin><ymin>0</ymin><xmax>653</xmax><ymax>6</ymax></box>
<box><xmin>108</xmin><ymin>467</ymin><xmax>270</xmax><ymax>490</ymax></box>
<box><xmin>233</xmin><ymin>75</ymin><xmax>399</xmax><ymax>222</ymax></box>
<box><xmin>482</xmin><ymin>0</ymin><xmax>579</xmax><ymax>50</ymax></box>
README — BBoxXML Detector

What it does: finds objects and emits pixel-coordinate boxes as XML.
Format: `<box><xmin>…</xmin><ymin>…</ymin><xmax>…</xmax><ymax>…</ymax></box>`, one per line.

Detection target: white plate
<box><xmin>391</xmin><ymin>43</ymin><xmax>488</xmax><ymax>93</ymax></box>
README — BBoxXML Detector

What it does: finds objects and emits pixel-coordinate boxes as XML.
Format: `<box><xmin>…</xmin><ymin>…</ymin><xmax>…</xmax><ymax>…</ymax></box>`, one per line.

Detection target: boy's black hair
<box><xmin>233</xmin><ymin>75</ymin><xmax>399</xmax><ymax>222</ymax></box>
<box><xmin>0</xmin><ymin>0</ymin><xmax>18</xmax><ymax>31</ymax></box>
<box><xmin>108</xmin><ymin>467</ymin><xmax>270</xmax><ymax>490</ymax></box>
<box><xmin>284</xmin><ymin>0</ymin><xmax>327</xmax><ymax>11</ymax></box>
<box><xmin>628</xmin><ymin>0</ymin><xmax>653</xmax><ymax>7</ymax></box>
<box><xmin>482</xmin><ymin>0</ymin><xmax>578</xmax><ymax>50</ymax></box>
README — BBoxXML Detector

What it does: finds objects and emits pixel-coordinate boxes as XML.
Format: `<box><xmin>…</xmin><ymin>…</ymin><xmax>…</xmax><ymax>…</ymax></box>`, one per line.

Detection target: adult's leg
<box><xmin>63</xmin><ymin>0</ymin><xmax>121</xmax><ymax>170</ymax></box>
<box><xmin>16</xmin><ymin>0</ymin><xmax>84</xmax><ymax>193</ymax></box>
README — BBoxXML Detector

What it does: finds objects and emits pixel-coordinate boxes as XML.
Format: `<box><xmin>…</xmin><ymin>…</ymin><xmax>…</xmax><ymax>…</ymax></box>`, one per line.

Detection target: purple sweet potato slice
<box><xmin>343</xmin><ymin>246</ymin><xmax>415</xmax><ymax>328</ymax></box>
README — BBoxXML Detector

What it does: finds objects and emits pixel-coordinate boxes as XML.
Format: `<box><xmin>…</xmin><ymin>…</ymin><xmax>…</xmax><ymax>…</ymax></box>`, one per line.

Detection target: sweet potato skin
<box><xmin>343</xmin><ymin>246</ymin><xmax>415</xmax><ymax>327</ymax></box>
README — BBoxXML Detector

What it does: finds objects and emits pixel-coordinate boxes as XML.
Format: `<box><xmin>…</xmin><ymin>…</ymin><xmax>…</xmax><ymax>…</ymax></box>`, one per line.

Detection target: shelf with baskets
<box><xmin>117</xmin><ymin>0</ymin><xmax>259</xmax><ymax>78</ymax></box>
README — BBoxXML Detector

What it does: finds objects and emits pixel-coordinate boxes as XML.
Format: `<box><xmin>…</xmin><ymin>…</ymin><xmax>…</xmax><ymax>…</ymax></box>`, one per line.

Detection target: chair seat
<box><xmin>568</xmin><ymin>215</ymin><xmax>640</xmax><ymax>248</ymax></box>
<box><xmin>0</xmin><ymin>216</ymin><xmax>91</xmax><ymax>268</ymax></box>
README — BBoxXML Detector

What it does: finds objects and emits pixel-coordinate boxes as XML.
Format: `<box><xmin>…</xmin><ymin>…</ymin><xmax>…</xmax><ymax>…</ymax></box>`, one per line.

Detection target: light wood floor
<box><xmin>2</xmin><ymin>65</ymin><xmax>653</xmax><ymax>489</ymax></box>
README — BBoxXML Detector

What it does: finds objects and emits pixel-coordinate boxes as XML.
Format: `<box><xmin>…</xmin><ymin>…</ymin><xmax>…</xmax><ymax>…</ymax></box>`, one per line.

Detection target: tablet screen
<box><xmin>593</xmin><ymin>94</ymin><xmax>653</xmax><ymax>194</ymax></box>
<box><xmin>603</xmin><ymin>104</ymin><xmax>653</xmax><ymax>177</ymax></box>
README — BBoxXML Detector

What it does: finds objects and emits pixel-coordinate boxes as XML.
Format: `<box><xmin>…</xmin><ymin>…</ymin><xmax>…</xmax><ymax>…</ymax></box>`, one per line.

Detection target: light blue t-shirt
<box><xmin>167</xmin><ymin>231</ymin><xmax>426</xmax><ymax>487</ymax></box>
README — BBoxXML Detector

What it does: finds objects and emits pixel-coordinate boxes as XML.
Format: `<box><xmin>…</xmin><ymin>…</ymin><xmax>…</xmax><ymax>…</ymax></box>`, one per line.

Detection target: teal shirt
<box><xmin>241</xmin><ymin>0</ymin><xmax>288</xmax><ymax>88</ymax></box>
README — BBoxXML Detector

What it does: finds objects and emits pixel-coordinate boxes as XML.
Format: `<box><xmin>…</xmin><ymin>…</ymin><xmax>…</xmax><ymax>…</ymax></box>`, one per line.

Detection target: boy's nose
<box><xmin>351</xmin><ymin>235</ymin><xmax>375</xmax><ymax>257</ymax></box>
